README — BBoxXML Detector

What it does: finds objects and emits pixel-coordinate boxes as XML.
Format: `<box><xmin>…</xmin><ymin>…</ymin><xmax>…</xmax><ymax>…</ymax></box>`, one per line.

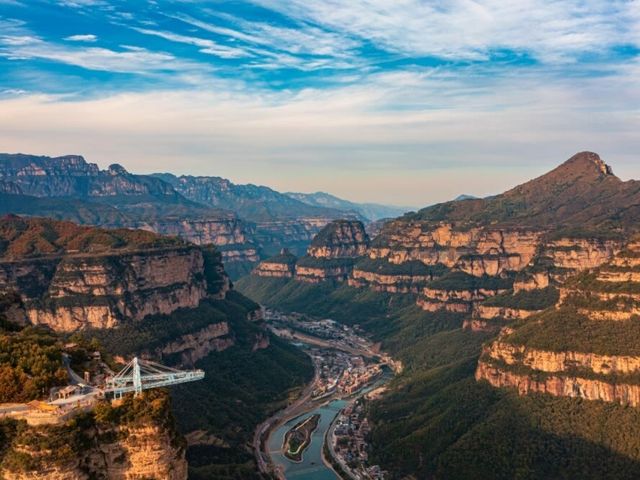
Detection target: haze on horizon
<box><xmin>0</xmin><ymin>0</ymin><xmax>638</xmax><ymax>206</ymax></box>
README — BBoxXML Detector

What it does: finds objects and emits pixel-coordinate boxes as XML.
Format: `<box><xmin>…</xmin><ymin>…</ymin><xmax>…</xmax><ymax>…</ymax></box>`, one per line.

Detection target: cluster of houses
<box><xmin>332</xmin><ymin>401</ymin><xmax>386</xmax><ymax>480</ymax></box>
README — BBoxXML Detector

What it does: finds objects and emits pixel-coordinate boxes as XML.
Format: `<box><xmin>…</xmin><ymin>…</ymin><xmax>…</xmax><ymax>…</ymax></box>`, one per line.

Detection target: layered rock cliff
<box><xmin>0</xmin><ymin>392</ymin><xmax>187</xmax><ymax>480</ymax></box>
<box><xmin>0</xmin><ymin>216</ymin><xmax>228</xmax><ymax>332</ymax></box>
<box><xmin>252</xmin><ymin>220</ymin><xmax>370</xmax><ymax>283</ymax></box>
<box><xmin>476</xmin><ymin>238</ymin><xmax>640</xmax><ymax>405</ymax></box>
<box><xmin>307</xmin><ymin>219</ymin><xmax>369</xmax><ymax>258</ymax></box>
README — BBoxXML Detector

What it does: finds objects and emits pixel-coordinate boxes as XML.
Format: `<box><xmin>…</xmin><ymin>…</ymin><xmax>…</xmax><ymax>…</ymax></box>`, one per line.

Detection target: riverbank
<box><xmin>255</xmin><ymin>308</ymin><xmax>396</xmax><ymax>479</ymax></box>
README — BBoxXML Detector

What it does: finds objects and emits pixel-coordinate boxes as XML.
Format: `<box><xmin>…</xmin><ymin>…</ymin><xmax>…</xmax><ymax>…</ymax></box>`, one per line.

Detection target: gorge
<box><xmin>4</xmin><ymin>151</ymin><xmax>640</xmax><ymax>479</ymax></box>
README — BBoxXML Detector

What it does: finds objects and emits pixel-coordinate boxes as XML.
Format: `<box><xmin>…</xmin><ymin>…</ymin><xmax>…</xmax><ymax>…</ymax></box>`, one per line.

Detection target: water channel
<box><xmin>268</xmin><ymin>399</ymin><xmax>346</xmax><ymax>479</ymax></box>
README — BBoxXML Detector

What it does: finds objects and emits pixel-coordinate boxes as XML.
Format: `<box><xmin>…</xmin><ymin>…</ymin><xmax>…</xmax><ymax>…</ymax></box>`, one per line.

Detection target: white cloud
<box><xmin>171</xmin><ymin>12</ymin><xmax>361</xmax><ymax>61</ymax></box>
<box><xmin>0</xmin><ymin>34</ymin><xmax>209</xmax><ymax>76</ymax></box>
<box><xmin>65</xmin><ymin>34</ymin><xmax>98</xmax><ymax>42</ymax></box>
<box><xmin>133</xmin><ymin>28</ymin><xmax>250</xmax><ymax>59</ymax></box>
<box><xmin>250</xmin><ymin>0</ymin><xmax>639</xmax><ymax>63</ymax></box>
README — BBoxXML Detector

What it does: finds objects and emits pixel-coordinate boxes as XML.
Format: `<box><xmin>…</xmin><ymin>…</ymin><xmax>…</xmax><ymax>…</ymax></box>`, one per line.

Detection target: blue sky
<box><xmin>0</xmin><ymin>0</ymin><xmax>639</xmax><ymax>206</ymax></box>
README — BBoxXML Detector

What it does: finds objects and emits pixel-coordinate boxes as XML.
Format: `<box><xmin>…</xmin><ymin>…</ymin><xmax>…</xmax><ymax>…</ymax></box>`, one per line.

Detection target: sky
<box><xmin>0</xmin><ymin>1</ymin><xmax>639</xmax><ymax>207</ymax></box>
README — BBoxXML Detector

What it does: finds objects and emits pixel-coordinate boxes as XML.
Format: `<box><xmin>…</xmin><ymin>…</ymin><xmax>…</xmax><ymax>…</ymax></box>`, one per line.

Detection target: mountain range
<box><xmin>0</xmin><ymin>153</ymin><xmax>404</xmax><ymax>277</ymax></box>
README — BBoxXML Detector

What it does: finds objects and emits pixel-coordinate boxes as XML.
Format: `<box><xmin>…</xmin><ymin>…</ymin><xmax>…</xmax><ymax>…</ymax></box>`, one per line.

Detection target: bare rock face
<box><xmin>307</xmin><ymin>220</ymin><xmax>370</xmax><ymax>259</ymax></box>
<box><xmin>370</xmin><ymin>223</ymin><xmax>542</xmax><ymax>277</ymax></box>
<box><xmin>1</xmin><ymin>419</ymin><xmax>187</xmax><ymax>480</ymax></box>
<box><xmin>252</xmin><ymin>249</ymin><xmax>297</xmax><ymax>278</ymax></box>
<box><xmin>514</xmin><ymin>271</ymin><xmax>551</xmax><ymax>292</ymax></box>
<box><xmin>294</xmin><ymin>261</ymin><xmax>355</xmax><ymax>283</ymax></box>
<box><xmin>0</xmin><ymin>247</ymin><xmax>208</xmax><ymax>331</ymax></box>
<box><xmin>476</xmin><ymin>361</ymin><xmax>640</xmax><ymax>407</ymax></box>
<box><xmin>156</xmin><ymin>322</ymin><xmax>233</xmax><ymax>365</ymax></box>
<box><xmin>0</xmin><ymin>217</ymin><xmax>230</xmax><ymax>332</ymax></box>
<box><xmin>348</xmin><ymin>270</ymin><xmax>435</xmax><ymax>293</ymax></box>
<box><xmin>92</xmin><ymin>425</ymin><xmax>187</xmax><ymax>480</ymax></box>
<box><xmin>543</xmin><ymin>237</ymin><xmax>621</xmax><ymax>270</ymax></box>
<box><xmin>143</xmin><ymin>216</ymin><xmax>260</xmax><ymax>265</ymax></box>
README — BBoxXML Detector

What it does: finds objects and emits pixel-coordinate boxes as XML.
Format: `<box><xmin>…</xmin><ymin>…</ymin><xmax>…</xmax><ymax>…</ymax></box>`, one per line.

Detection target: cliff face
<box><xmin>543</xmin><ymin>238</ymin><xmax>621</xmax><ymax>270</ymax></box>
<box><xmin>156</xmin><ymin>321</ymin><xmax>233</xmax><ymax>365</ymax></box>
<box><xmin>0</xmin><ymin>217</ymin><xmax>229</xmax><ymax>332</ymax></box>
<box><xmin>348</xmin><ymin>269</ymin><xmax>434</xmax><ymax>293</ymax></box>
<box><xmin>370</xmin><ymin>224</ymin><xmax>541</xmax><ymax>276</ymax></box>
<box><xmin>475</xmin><ymin>361</ymin><xmax>640</xmax><ymax>407</ymax></box>
<box><xmin>476</xmin><ymin>238</ymin><xmax>640</xmax><ymax>405</ymax></box>
<box><xmin>307</xmin><ymin>220</ymin><xmax>370</xmax><ymax>259</ymax></box>
<box><xmin>142</xmin><ymin>215</ymin><xmax>260</xmax><ymax>266</ymax></box>
<box><xmin>2</xmin><ymin>247</ymin><xmax>208</xmax><ymax>331</ymax></box>
<box><xmin>252</xmin><ymin>220</ymin><xmax>369</xmax><ymax>283</ymax></box>
<box><xmin>252</xmin><ymin>250</ymin><xmax>297</xmax><ymax>278</ymax></box>
<box><xmin>1</xmin><ymin>394</ymin><xmax>187</xmax><ymax>480</ymax></box>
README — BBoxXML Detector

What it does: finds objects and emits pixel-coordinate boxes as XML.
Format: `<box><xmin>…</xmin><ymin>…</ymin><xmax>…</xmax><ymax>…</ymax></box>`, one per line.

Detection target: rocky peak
<box><xmin>557</xmin><ymin>151</ymin><xmax>614</xmax><ymax>178</ymax></box>
<box><xmin>107</xmin><ymin>163</ymin><xmax>128</xmax><ymax>175</ymax></box>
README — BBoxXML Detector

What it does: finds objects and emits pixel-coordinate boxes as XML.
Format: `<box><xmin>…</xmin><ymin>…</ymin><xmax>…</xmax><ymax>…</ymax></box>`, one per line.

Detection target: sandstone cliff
<box><xmin>0</xmin><ymin>217</ymin><xmax>229</xmax><ymax>332</ymax></box>
<box><xmin>307</xmin><ymin>219</ymin><xmax>370</xmax><ymax>259</ymax></box>
<box><xmin>0</xmin><ymin>392</ymin><xmax>187</xmax><ymax>480</ymax></box>
<box><xmin>476</xmin><ymin>238</ymin><xmax>640</xmax><ymax>405</ymax></box>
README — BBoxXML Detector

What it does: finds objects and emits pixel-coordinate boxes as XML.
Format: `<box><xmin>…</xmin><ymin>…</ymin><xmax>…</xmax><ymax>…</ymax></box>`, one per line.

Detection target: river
<box><xmin>267</xmin><ymin>399</ymin><xmax>346</xmax><ymax>479</ymax></box>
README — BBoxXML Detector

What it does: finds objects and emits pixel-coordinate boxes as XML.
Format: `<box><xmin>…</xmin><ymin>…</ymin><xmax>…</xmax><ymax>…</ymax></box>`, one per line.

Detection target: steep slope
<box><xmin>286</xmin><ymin>191</ymin><xmax>411</xmax><ymax>221</ymax></box>
<box><xmin>0</xmin><ymin>216</ymin><xmax>224</xmax><ymax>332</ymax></box>
<box><xmin>477</xmin><ymin>238</ymin><xmax>640</xmax><ymax>405</ymax></box>
<box><xmin>408</xmin><ymin>151</ymin><xmax>640</xmax><ymax>229</ymax></box>
<box><xmin>252</xmin><ymin>219</ymin><xmax>370</xmax><ymax>283</ymax></box>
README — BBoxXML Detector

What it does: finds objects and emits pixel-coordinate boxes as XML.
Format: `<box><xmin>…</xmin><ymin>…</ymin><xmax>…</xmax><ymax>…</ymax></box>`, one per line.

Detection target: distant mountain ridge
<box><xmin>153</xmin><ymin>173</ymin><xmax>358</xmax><ymax>223</ymax></box>
<box><xmin>286</xmin><ymin>191</ymin><xmax>412</xmax><ymax>221</ymax></box>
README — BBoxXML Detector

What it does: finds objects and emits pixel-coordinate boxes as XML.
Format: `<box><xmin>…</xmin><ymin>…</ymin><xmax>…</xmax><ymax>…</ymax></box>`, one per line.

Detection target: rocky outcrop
<box><xmin>476</xmin><ymin>361</ymin><xmax>640</xmax><ymax>407</ymax></box>
<box><xmin>252</xmin><ymin>249</ymin><xmax>297</xmax><ymax>278</ymax></box>
<box><xmin>307</xmin><ymin>220</ymin><xmax>369</xmax><ymax>259</ymax></box>
<box><xmin>474</xmin><ymin>304</ymin><xmax>538</xmax><ymax>321</ymax></box>
<box><xmin>1</xmin><ymin>419</ymin><xmax>187</xmax><ymax>480</ymax></box>
<box><xmin>156</xmin><ymin>322</ymin><xmax>233</xmax><ymax>365</ymax></box>
<box><xmin>514</xmin><ymin>271</ymin><xmax>551</xmax><ymax>292</ymax></box>
<box><xmin>0</xmin><ymin>217</ymin><xmax>230</xmax><ymax>332</ymax></box>
<box><xmin>295</xmin><ymin>261</ymin><xmax>354</xmax><ymax>283</ymax></box>
<box><xmin>543</xmin><ymin>238</ymin><xmax>621</xmax><ymax>270</ymax></box>
<box><xmin>92</xmin><ymin>424</ymin><xmax>187</xmax><ymax>480</ymax></box>
<box><xmin>143</xmin><ymin>216</ymin><xmax>259</xmax><ymax>265</ymax></box>
<box><xmin>483</xmin><ymin>341</ymin><xmax>640</xmax><ymax>376</ymax></box>
<box><xmin>370</xmin><ymin>223</ymin><xmax>542</xmax><ymax>277</ymax></box>
<box><xmin>1</xmin><ymin>247</ymin><xmax>208</xmax><ymax>331</ymax></box>
<box><xmin>348</xmin><ymin>269</ymin><xmax>435</xmax><ymax>293</ymax></box>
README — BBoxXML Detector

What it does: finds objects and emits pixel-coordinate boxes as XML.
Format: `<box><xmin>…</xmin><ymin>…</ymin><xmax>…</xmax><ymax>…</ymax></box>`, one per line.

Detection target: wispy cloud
<box><xmin>64</xmin><ymin>34</ymin><xmax>97</xmax><ymax>42</ymax></box>
<box><xmin>133</xmin><ymin>27</ymin><xmax>250</xmax><ymax>59</ymax></box>
<box><xmin>250</xmin><ymin>0</ymin><xmax>639</xmax><ymax>64</ymax></box>
<box><xmin>0</xmin><ymin>36</ymin><xmax>195</xmax><ymax>74</ymax></box>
